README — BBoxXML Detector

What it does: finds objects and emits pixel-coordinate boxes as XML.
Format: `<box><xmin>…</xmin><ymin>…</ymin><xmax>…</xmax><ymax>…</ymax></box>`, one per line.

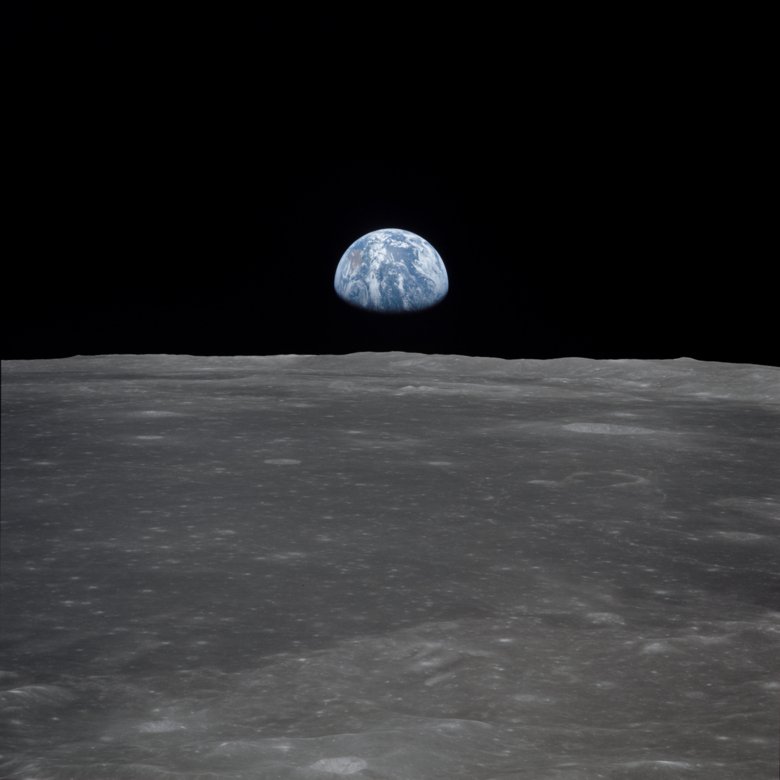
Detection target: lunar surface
<box><xmin>1</xmin><ymin>353</ymin><xmax>778</xmax><ymax>779</ymax></box>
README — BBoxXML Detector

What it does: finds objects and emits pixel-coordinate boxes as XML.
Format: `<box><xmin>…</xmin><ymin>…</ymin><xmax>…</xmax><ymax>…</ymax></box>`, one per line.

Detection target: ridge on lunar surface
<box><xmin>1</xmin><ymin>353</ymin><xmax>779</xmax><ymax>779</ymax></box>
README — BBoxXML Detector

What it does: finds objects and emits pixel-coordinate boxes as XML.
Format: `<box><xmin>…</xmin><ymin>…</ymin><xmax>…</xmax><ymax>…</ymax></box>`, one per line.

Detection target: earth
<box><xmin>334</xmin><ymin>228</ymin><xmax>448</xmax><ymax>312</ymax></box>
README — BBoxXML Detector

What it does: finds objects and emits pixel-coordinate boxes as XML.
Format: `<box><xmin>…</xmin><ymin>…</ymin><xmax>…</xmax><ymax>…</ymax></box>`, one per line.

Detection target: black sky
<box><xmin>3</xmin><ymin>11</ymin><xmax>774</xmax><ymax>365</ymax></box>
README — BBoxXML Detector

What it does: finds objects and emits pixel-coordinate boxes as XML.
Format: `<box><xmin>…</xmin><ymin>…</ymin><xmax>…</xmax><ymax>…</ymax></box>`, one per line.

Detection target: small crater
<box><xmin>308</xmin><ymin>756</ymin><xmax>368</xmax><ymax>774</ymax></box>
<box><xmin>586</xmin><ymin>612</ymin><xmax>626</xmax><ymax>626</ymax></box>
<box><xmin>562</xmin><ymin>423</ymin><xmax>657</xmax><ymax>435</ymax></box>
<box><xmin>138</xmin><ymin>719</ymin><xmax>186</xmax><ymax>733</ymax></box>
<box><xmin>714</xmin><ymin>531</ymin><xmax>765</xmax><ymax>543</ymax></box>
